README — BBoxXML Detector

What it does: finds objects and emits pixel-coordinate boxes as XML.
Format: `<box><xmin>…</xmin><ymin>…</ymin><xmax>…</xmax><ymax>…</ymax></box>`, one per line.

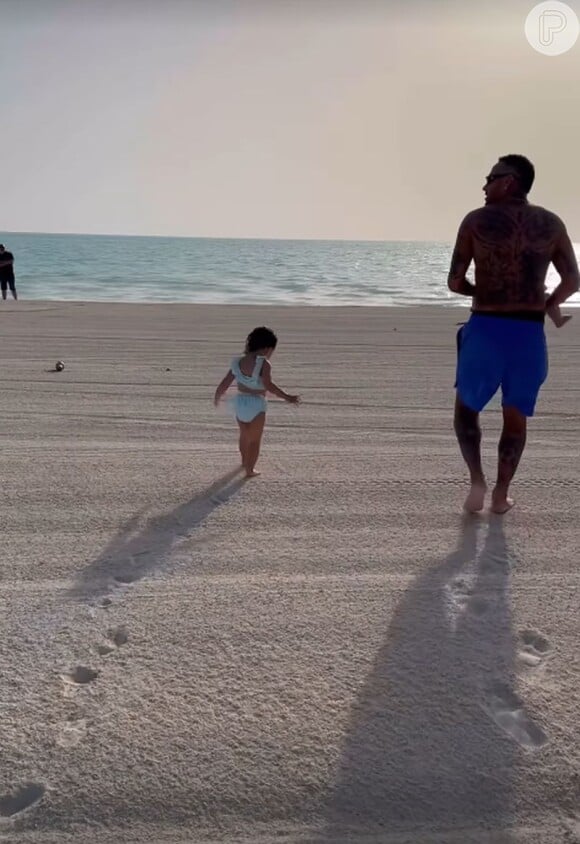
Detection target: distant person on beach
<box><xmin>448</xmin><ymin>154</ymin><xmax>579</xmax><ymax>514</ymax></box>
<box><xmin>0</xmin><ymin>244</ymin><xmax>17</xmax><ymax>300</ymax></box>
<box><xmin>213</xmin><ymin>326</ymin><xmax>300</xmax><ymax>477</ymax></box>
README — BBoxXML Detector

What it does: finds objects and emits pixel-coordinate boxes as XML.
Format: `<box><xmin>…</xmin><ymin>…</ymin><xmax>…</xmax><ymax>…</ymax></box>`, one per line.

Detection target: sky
<box><xmin>1</xmin><ymin>0</ymin><xmax>579</xmax><ymax>241</ymax></box>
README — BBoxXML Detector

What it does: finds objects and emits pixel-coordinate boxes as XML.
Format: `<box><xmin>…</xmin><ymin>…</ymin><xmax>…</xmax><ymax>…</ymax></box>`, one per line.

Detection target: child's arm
<box><xmin>214</xmin><ymin>370</ymin><xmax>235</xmax><ymax>406</ymax></box>
<box><xmin>261</xmin><ymin>359</ymin><xmax>300</xmax><ymax>403</ymax></box>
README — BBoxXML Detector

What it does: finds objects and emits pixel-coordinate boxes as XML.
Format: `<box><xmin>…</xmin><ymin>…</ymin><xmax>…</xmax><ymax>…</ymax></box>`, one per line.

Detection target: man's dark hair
<box><xmin>245</xmin><ymin>326</ymin><xmax>278</xmax><ymax>353</ymax></box>
<box><xmin>0</xmin><ymin>245</ymin><xmax>4</xmax><ymax>250</ymax></box>
<box><xmin>498</xmin><ymin>154</ymin><xmax>535</xmax><ymax>194</ymax></box>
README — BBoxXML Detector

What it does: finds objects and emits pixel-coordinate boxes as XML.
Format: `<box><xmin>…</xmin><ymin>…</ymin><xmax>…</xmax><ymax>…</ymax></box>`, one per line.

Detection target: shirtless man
<box><xmin>448</xmin><ymin>154</ymin><xmax>579</xmax><ymax>514</ymax></box>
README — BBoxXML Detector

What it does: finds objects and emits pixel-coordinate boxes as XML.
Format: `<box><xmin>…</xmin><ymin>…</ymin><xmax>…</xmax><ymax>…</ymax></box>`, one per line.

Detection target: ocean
<box><xmin>0</xmin><ymin>232</ymin><xmax>576</xmax><ymax>307</ymax></box>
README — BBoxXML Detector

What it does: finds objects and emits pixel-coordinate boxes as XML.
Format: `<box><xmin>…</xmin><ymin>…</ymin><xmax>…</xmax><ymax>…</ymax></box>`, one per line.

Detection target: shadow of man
<box><xmin>319</xmin><ymin>515</ymin><xmax>525</xmax><ymax>842</ymax></box>
<box><xmin>68</xmin><ymin>466</ymin><xmax>246</xmax><ymax>602</ymax></box>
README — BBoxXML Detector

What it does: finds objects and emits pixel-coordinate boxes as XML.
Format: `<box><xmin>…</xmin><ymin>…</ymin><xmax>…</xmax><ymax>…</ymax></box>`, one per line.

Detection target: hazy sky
<box><xmin>1</xmin><ymin>0</ymin><xmax>579</xmax><ymax>240</ymax></box>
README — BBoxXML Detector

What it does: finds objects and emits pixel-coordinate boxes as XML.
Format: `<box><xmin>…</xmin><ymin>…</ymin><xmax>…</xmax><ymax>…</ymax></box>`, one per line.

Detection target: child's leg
<box><xmin>237</xmin><ymin>419</ymin><xmax>250</xmax><ymax>467</ymax></box>
<box><xmin>244</xmin><ymin>413</ymin><xmax>266</xmax><ymax>477</ymax></box>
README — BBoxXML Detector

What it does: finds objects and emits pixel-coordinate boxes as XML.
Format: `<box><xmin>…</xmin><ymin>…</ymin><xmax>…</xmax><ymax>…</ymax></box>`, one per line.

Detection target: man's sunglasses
<box><xmin>485</xmin><ymin>172</ymin><xmax>516</xmax><ymax>185</ymax></box>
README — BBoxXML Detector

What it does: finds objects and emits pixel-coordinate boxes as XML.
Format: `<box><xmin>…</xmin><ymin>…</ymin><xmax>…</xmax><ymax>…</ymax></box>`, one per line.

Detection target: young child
<box><xmin>213</xmin><ymin>326</ymin><xmax>300</xmax><ymax>477</ymax></box>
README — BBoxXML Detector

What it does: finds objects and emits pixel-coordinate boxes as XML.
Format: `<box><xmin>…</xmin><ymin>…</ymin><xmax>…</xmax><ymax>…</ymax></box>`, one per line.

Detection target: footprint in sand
<box><xmin>0</xmin><ymin>783</ymin><xmax>45</xmax><ymax>817</ymax></box>
<box><xmin>517</xmin><ymin>628</ymin><xmax>552</xmax><ymax>673</ymax></box>
<box><xmin>113</xmin><ymin>549</ymin><xmax>156</xmax><ymax>585</ymax></box>
<box><xmin>95</xmin><ymin>626</ymin><xmax>129</xmax><ymax>656</ymax></box>
<box><xmin>467</xmin><ymin>595</ymin><xmax>489</xmax><ymax>616</ymax></box>
<box><xmin>447</xmin><ymin>576</ymin><xmax>474</xmax><ymax>604</ymax></box>
<box><xmin>113</xmin><ymin>572</ymin><xmax>137</xmax><ymax>585</ymax></box>
<box><xmin>56</xmin><ymin>716</ymin><xmax>87</xmax><ymax>748</ymax></box>
<box><xmin>484</xmin><ymin>681</ymin><xmax>547</xmax><ymax>749</ymax></box>
<box><xmin>60</xmin><ymin>666</ymin><xmax>99</xmax><ymax>686</ymax></box>
<box><xmin>88</xmin><ymin>595</ymin><xmax>113</xmax><ymax>618</ymax></box>
<box><xmin>445</xmin><ymin>576</ymin><xmax>489</xmax><ymax>628</ymax></box>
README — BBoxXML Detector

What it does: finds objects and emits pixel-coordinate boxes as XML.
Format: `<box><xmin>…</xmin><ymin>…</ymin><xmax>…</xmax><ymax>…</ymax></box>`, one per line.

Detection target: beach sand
<box><xmin>1</xmin><ymin>302</ymin><xmax>579</xmax><ymax>843</ymax></box>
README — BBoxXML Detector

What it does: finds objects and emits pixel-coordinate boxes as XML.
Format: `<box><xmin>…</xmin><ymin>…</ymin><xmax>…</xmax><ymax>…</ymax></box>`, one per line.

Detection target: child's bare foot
<box><xmin>490</xmin><ymin>489</ymin><xmax>515</xmax><ymax>514</ymax></box>
<box><xmin>463</xmin><ymin>482</ymin><xmax>487</xmax><ymax>514</ymax></box>
<box><xmin>245</xmin><ymin>469</ymin><xmax>261</xmax><ymax>478</ymax></box>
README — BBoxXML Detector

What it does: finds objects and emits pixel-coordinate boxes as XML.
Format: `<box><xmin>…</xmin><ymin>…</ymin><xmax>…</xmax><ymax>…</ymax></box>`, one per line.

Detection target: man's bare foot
<box><xmin>245</xmin><ymin>469</ymin><xmax>261</xmax><ymax>478</ymax></box>
<box><xmin>463</xmin><ymin>483</ymin><xmax>487</xmax><ymax>513</ymax></box>
<box><xmin>490</xmin><ymin>490</ymin><xmax>514</xmax><ymax>514</ymax></box>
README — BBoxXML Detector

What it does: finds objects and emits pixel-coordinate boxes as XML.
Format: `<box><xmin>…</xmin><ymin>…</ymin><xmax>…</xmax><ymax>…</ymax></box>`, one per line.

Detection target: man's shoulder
<box><xmin>526</xmin><ymin>204</ymin><xmax>564</xmax><ymax>226</ymax></box>
<box><xmin>459</xmin><ymin>207</ymin><xmax>488</xmax><ymax>229</ymax></box>
<box><xmin>465</xmin><ymin>204</ymin><xmax>564</xmax><ymax>228</ymax></box>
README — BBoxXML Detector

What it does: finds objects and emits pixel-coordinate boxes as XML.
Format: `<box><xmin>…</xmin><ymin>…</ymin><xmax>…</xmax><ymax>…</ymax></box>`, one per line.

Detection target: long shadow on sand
<box><xmin>318</xmin><ymin>516</ymin><xmax>540</xmax><ymax>843</ymax></box>
<box><xmin>68</xmin><ymin>466</ymin><xmax>247</xmax><ymax>601</ymax></box>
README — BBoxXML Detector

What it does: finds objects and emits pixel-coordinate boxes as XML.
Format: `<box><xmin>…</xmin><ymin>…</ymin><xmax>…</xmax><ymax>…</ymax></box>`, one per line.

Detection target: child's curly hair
<box><xmin>245</xmin><ymin>326</ymin><xmax>278</xmax><ymax>354</ymax></box>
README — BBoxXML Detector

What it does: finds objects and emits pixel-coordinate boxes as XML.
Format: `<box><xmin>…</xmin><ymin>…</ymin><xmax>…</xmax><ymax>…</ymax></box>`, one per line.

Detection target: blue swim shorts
<box><xmin>455</xmin><ymin>313</ymin><xmax>548</xmax><ymax>417</ymax></box>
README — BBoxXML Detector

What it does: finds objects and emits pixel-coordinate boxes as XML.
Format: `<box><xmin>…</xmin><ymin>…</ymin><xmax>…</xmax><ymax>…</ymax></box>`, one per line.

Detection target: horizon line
<box><xmin>0</xmin><ymin>229</ymin><xmax>452</xmax><ymax>244</ymax></box>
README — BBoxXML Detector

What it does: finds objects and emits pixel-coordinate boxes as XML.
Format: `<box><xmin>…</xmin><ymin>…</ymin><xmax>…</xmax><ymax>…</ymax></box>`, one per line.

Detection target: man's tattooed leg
<box><xmin>492</xmin><ymin>406</ymin><xmax>527</xmax><ymax>514</ymax></box>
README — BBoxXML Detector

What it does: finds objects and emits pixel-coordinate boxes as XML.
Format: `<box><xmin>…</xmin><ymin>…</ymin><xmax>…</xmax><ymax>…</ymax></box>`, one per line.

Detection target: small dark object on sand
<box><xmin>55</xmin><ymin>360</ymin><xmax>65</xmax><ymax>372</ymax></box>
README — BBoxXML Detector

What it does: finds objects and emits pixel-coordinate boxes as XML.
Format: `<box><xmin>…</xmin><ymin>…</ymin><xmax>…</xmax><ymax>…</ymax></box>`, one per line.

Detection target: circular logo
<box><xmin>525</xmin><ymin>1</ymin><xmax>579</xmax><ymax>55</ymax></box>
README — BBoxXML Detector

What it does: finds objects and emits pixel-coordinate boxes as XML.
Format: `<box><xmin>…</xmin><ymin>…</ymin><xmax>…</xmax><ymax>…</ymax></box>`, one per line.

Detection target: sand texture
<box><xmin>0</xmin><ymin>302</ymin><xmax>579</xmax><ymax>843</ymax></box>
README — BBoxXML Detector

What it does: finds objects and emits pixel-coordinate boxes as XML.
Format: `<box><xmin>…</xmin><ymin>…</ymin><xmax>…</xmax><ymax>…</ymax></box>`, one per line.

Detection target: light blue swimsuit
<box><xmin>230</xmin><ymin>355</ymin><xmax>267</xmax><ymax>422</ymax></box>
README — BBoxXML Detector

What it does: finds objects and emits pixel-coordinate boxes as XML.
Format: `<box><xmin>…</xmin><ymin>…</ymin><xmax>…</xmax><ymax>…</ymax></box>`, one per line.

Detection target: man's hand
<box><xmin>546</xmin><ymin>300</ymin><xmax>572</xmax><ymax>328</ymax></box>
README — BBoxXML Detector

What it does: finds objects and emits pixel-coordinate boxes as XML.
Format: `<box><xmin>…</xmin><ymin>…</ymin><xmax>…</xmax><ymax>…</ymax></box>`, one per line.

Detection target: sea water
<box><xmin>0</xmin><ymin>232</ymin><xmax>576</xmax><ymax>307</ymax></box>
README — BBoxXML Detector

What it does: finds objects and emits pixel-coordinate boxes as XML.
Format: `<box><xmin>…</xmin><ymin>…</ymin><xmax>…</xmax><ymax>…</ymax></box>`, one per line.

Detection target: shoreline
<box><xmin>1</xmin><ymin>298</ymin><xmax>470</xmax><ymax>309</ymax></box>
<box><xmin>2</xmin><ymin>298</ymin><xmax>579</xmax><ymax>311</ymax></box>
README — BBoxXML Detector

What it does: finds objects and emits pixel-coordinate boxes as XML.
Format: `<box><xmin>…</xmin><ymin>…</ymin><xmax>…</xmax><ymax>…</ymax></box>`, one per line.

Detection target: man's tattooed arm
<box><xmin>447</xmin><ymin>216</ymin><xmax>476</xmax><ymax>297</ymax></box>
